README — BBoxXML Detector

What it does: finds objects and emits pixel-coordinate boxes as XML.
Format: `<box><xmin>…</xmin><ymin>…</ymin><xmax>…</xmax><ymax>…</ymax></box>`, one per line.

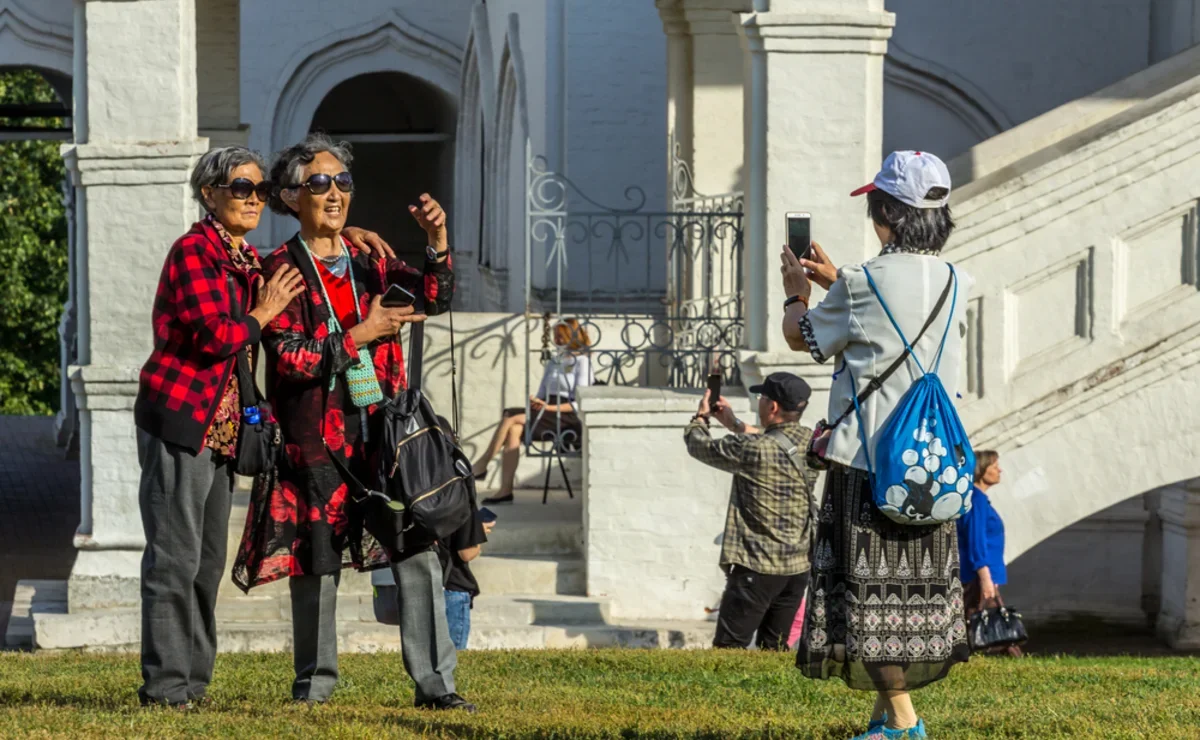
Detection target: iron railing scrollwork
<box><xmin>522</xmin><ymin>138</ymin><xmax>745</xmax><ymax>458</ymax></box>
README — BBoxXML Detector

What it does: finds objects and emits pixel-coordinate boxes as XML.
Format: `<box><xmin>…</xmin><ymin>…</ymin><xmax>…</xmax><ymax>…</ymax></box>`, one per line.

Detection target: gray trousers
<box><xmin>289</xmin><ymin>551</ymin><xmax>456</xmax><ymax>703</ymax></box>
<box><xmin>290</xmin><ymin>572</ymin><xmax>340</xmax><ymax>701</ymax></box>
<box><xmin>394</xmin><ymin>549</ymin><xmax>458</xmax><ymax>702</ymax></box>
<box><xmin>137</xmin><ymin>430</ymin><xmax>234</xmax><ymax>705</ymax></box>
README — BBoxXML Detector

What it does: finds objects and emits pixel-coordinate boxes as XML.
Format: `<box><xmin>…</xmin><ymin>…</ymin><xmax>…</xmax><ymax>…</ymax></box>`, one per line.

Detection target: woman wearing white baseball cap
<box><xmin>779</xmin><ymin>151</ymin><xmax>976</xmax><ymax>740</ymax></box>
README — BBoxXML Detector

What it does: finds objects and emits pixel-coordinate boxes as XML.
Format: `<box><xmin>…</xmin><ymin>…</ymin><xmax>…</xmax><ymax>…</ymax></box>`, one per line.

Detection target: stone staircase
<box><xmin>7</xmin><ymin>486</ymin><xmax>714</xmax><ymax>651</ymax></box>
<box><xmin>938</xmin><ymin>43</ymin><xmax>1200</xmax><ymax>563</ymax></box>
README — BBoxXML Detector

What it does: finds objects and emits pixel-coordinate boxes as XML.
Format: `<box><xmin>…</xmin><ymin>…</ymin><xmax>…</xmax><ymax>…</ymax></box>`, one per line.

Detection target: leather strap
<box><xmin>226</xmin><ymin>273</ymin><xmax>262</xmax><ymax>407</ymax></box>
<box><xmin>407</xmin><ymin>320</ymin><xmax>425</xmax><ymax>393</ymax></box>
<box><xmin>829</xmin><ymin>268</ymin><xmax>955</xmax><ymax>429</ymax></box>
<box><xmin>764</xmin><ymin>427</ymin><xmax>820</xmax><ymax>538</ymax></box>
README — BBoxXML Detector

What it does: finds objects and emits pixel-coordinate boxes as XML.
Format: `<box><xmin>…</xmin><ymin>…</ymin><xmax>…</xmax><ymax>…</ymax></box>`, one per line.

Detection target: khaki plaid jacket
<box><xmin>685</xmin><ymin>419</ymin><xmax>819</xmax><ymax>575</ymax></box>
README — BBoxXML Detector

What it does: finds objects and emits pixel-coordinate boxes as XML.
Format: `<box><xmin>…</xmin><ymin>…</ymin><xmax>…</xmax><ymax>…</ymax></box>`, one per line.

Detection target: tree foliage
<box><xmin>0</xmin><ymin>70</ymin><xmax>69</xmax><ymax>415</ymax></box>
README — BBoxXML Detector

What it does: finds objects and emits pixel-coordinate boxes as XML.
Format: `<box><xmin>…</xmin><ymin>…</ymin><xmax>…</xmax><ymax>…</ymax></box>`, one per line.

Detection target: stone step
<box><xmin>225</xmin><ymin>484</ymin><xmax>582</xmax><ymax>574</ymax></box>
<box><xmin>215</xmin><ymin>551</ymin><xmax>588</xmax><ymax>622</ymax></box>
<box><xmin>474</xmin><ymin>453</ymin><xmax>583</xmax><ymax>493</ymax></box>
<box><xmin>33</xmin><ymin>606</ymin><xmax>714</xmax><ymax>652</ymax></box>
<box><xmin>460</xmin><ymin>555</ymin><xmax>585</xmax><ymax>596</ymax></box>
<box><xmin>4</xmin><ymin>580</ymin><xmax>68</xmax><ymax>648</ymax></box>
<box><xmin>235</xmin><ymin>453</ymin><xmax>581</xmax><ymax>496</ymax></box>
<box><xmin>471</xmin><ymin>593</ymin><xmax>611</xmax><ymax>626</ymax></box>
<box><xmin>218</xmin><ymin>590</ymin><xmax>611</xmax><ymax>628</ymax></box>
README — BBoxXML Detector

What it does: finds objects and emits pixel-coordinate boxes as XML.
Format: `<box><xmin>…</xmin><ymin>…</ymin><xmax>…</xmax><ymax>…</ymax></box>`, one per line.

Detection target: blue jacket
<box><xmin>956</xmin><ymin>487</ymin><xmax>1006</xmax><ymax>585</ymax></box>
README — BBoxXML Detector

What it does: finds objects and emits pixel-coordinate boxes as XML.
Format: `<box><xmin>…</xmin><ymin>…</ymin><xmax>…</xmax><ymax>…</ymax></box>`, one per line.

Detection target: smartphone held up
<box><xmin>786</xmin><ymin>212</ymin><xmax>812</xmax><ymax>262</ymax></box>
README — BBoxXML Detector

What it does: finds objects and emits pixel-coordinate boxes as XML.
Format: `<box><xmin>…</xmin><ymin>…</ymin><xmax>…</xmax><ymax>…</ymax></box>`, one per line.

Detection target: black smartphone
<box><xmin>381</xmin><ymin>283</ymin><xmax>416</xmax><ymax>308</ymax></box>
<box><xmin>477</xmin><ymin>507</ymin><xmax>498</xmax><ymax>524</ymax></box>
<box><xmin>786</xmin><ymin>212</ymin><xmax>812</xmax><ymax>261</ymax></box>
<box><xmin>706</xmin><ymin>372</ymin><xmax>722</xmax><ymax>405</ymax></box>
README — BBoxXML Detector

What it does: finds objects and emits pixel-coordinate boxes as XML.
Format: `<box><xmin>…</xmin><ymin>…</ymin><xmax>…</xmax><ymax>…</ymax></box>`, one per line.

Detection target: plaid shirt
<box><xmin>685</xmin><ymin>418</ymin><xmax>820</xmax><ymax>575</ymax></box>
<box><xmin>135</xmin><ymin>219</ymin><xmax>262</xmax><ymax>453</ymax></box>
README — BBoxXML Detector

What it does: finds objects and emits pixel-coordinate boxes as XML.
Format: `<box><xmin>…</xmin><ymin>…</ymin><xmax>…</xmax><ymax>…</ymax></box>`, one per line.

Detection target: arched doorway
<box><xmin>310</xmin><ymin>71</ymin><xmax>456</xmax><ymax>266</ymax></box>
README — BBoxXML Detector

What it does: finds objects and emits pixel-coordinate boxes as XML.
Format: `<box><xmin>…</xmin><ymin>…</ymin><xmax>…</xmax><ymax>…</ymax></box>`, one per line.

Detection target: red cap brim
<box><xmin>850</xmin><ymin>183</ymin><xmax>877</xmax><ymax>197</ymax></box>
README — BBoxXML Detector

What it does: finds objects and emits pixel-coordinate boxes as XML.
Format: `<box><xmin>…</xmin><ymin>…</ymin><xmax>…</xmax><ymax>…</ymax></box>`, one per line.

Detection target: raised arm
<box><xmin>389</xmin><ymin>192</ymin><xmax>455</xmax><ymax>316</ymax></box>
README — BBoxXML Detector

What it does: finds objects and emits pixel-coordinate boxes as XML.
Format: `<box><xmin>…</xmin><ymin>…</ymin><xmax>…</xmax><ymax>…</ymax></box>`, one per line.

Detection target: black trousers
<box><xmin>713</xmin><ymin>565</ymin><xmax>809</xmax><ymax>650</ymax></box>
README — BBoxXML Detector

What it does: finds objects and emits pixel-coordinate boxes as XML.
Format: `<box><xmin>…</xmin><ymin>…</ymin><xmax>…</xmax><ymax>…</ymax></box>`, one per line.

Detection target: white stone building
<box><xmin>5</xmin><ymin>0</ymin><xmax>1200</xmax><ymax>650</ymax></box>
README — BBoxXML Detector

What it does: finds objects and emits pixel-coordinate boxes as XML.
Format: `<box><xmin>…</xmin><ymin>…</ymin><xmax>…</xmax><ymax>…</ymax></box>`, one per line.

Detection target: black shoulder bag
<box><xmin>226</xmin><ymin>273</ymin><xmax>281</xmax><ymax>476</ymax></box>
<box><xmin>806</xmin><ymin>270</ymin><xmax>955</xmax><ymax>470</ymax></box>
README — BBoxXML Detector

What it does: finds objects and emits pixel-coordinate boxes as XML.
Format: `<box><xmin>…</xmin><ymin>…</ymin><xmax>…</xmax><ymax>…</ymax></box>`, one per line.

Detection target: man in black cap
<box><xmin>685</xmin><ymin>371</ymin><xmax>820</xmax><ymax>650</ymax></box>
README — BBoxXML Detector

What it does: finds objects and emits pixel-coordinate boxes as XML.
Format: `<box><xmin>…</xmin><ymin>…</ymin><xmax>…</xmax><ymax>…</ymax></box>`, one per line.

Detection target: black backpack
<box><xmin>329</xmin><ymin>319</ymin><xmax>472</xmax><ymax>554</ymax></box>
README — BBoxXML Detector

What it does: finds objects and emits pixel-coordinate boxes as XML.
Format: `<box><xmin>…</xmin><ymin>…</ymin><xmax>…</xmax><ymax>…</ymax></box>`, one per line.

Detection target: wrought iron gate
<box><xmin>521</xmin><ymin>139</ymin><xmax>744</xmax><ymax>459</ymax></box>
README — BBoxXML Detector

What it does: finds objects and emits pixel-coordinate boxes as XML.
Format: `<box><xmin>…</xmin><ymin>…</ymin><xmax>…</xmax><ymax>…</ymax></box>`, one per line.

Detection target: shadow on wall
<box><xmin>999</xmin><ymin>491</ymin><xmax>1158</xmax><ymax>631</ymax></box>
<box><xmin>948</xmin><ymin>44</ymin><xmax>1200</xmax><ymax>194</ymax></box>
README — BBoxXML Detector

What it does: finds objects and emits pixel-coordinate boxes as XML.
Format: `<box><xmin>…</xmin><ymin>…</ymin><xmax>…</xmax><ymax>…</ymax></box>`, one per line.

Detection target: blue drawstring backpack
<box><xmin>851</xmin><ymin>264</ymin><xmax>975</xmax><ymax>526</ymax></box>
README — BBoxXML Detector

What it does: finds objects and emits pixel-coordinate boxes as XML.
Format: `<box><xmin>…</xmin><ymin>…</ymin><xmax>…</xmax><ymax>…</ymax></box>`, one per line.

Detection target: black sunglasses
<box><xmin>215</xmin><ymin>178</ymin><xmax>272</xmax><ymax>201</ymax></box>
<box><xmin>287</xmin><ymin>172</ymin><xmax>354</xmax><ymax>195</ymax></box>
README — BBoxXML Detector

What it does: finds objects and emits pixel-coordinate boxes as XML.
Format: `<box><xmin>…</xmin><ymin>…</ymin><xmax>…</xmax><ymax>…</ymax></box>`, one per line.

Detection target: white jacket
<box><xmin>802</xmin><ymin>251</ymin><xmax>974</xmax><ymax>471</ymax></box>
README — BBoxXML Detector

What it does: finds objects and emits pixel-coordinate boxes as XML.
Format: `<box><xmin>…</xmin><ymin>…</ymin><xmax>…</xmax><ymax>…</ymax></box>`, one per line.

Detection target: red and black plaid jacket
<box><xmin>134</xmin><ymin>219</ymin><xmax>261</xmax><ymax>453</ymax></box>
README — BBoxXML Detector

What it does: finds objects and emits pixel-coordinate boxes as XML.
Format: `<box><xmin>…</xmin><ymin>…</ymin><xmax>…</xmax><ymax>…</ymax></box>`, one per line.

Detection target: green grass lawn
<box><xmin>1</xmin><ymin>649</ymin><xmax>1198</xmax><ymax>738</ymax></box>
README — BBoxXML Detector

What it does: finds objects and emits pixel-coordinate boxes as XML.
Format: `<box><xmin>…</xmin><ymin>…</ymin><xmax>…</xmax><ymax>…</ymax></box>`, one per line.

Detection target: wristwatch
<box><xmin>425</xmin><ymin>245</ymin><xmax>441</xmax><ymax>262</ymax></box>
<box><xmin>783</xmin><ymin>294</ymin><xmax>809</xmax><ymax>310</ymax></box>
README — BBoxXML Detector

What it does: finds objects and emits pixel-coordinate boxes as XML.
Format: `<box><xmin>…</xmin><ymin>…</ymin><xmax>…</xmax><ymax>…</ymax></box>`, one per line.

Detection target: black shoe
<box><xmin>140</xmin><ymin>698</ymin><xmax>192</xmax><ymax>711</ymax></box>
<box><xmin>481</xmin><ymin>493</ymin><xmax>514</xmax><ymax>505</ymax></box>
<box><xmin>416</xmin><ymin>693</ymin><xmax>477</xmax><ymax>713</ymax></box>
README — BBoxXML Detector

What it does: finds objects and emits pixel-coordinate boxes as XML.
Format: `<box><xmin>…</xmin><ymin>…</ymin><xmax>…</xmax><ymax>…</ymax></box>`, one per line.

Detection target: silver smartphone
<box><xmin>786</xmin><ymin>212</ymin><xmax>812</xmax><ymax>261</ymax></box>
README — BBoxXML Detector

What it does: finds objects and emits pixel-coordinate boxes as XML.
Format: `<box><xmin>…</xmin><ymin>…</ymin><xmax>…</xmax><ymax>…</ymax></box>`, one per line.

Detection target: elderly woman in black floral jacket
<box><xmin>133</xmin><ymin>146</ymin><xmax>392</xmax><ymax>709</ymax></box>
<box><xmin>231</xmin><ymin>133</ymin><xmax>471</xmax><ymax>712</ymax></box>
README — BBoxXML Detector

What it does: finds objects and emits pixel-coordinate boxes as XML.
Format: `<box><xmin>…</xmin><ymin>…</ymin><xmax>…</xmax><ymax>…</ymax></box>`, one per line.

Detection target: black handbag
<box><xmin>327</xmin><ymin>316</ymin><xmax>471</xmax><ymax>555</ymax></box>
<box><xmin>968</xmin><ymin>605</ymin><xmax>1028</xmax><ymax>651</ymax></box>
<box><xmin>226</xmin><ymin>274</ymin><xmax>281</xmax><ymax>477</ymax></box>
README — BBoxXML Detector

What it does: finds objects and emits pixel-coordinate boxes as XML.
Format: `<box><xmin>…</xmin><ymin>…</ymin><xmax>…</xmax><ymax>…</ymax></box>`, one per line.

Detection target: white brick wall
<box><xmin>580</xmin><ymin>386</ymin><xmax>754</xmax><ymax>621</ymax></box>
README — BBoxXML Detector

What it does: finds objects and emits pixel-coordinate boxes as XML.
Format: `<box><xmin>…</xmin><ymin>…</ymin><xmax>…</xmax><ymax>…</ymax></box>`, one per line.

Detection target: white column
<box><xmin>196</xmin><ymin>0</ymin><xmax>247</xmax><ymax>147</ymax></box>
<box><xmin>735</xmin><ymin>2</ymin><xmax>894</xmax><ymax>411</ymax></box>
<box><xmin>659</xmin><ymin>1</ymin><xmax>751</xmax><ymax>197</ymax></box>
<box><xmin>1157</xmin><ymin>480</ymin><xmax>1200</xmax><ymax>648</ymax></box>
<box><xmin>64</xmin><ymin>0</ymin><xmax>206</xmax><ymax>610</ymax></box>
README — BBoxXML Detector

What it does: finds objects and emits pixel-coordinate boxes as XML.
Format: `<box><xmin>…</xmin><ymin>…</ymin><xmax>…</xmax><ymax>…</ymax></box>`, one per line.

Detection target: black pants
<box><xmin>713</xmin><ymin>565</ymin><xmax>809</xmax><ymax>650</ymax></box>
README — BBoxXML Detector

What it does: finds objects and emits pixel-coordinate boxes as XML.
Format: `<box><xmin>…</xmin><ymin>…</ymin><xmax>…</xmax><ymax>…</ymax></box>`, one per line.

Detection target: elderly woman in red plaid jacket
<box><xmin>132</xmin><ymin>146</ymin><xmax>394</xmax><ymax>709</ymax></box>
<box><xmin>230</xmin><ymin>133</ymin><xmax>470</xmax><ymax>711</ymax></box>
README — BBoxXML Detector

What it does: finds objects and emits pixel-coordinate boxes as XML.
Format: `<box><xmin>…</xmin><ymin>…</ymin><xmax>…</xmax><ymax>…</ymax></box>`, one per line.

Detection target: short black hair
<box><xmin>866</xmin><ymin>189</ymin><xmax>955</xmax><ymax>253</ymax></box>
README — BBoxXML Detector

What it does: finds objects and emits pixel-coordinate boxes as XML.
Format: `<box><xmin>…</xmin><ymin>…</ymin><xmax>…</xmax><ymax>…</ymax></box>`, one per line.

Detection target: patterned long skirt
<box><xmin>796</xmin><ymin>464</ymin><xmax>970</xmax><ymax>691</ymax></box>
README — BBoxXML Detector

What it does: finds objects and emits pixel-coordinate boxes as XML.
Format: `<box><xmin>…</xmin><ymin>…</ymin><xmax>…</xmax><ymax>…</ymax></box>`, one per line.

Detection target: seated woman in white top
<box><xmin>780</xmin><ymin>151</ymin><xmax>974</xmax><ymax>740</ymax></box>
<box><xmin>472</xmin><ymin>318</ymin><xmax>594</xmax><ymax>505</ymax></box>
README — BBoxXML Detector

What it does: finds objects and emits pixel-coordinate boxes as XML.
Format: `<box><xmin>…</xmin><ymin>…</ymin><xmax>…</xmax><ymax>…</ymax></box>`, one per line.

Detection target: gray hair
<box><xmin>190</xmin><ymin>146</ymin><xmax>267</xmax><ymax>209</ymax></box>
<box><xmin>267</xmin><ymin>132</ymin><xmax>354</xmax><ymax>218</ymax></box>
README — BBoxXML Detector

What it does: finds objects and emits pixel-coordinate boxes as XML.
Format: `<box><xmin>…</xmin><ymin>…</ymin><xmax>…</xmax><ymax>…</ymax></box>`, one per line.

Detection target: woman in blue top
<box><xmin>956</xmin><ymin>450</ymin><xmax>1021</xmax><ymax>657</ymax></box>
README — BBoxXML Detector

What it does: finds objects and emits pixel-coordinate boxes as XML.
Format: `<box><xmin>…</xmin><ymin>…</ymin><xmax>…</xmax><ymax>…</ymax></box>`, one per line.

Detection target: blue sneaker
<box><xmin>867</xmin><ymin>714</ymin><xmax>887</xmax><ymax>732</ymax></box>
<box><xmin>849</xmin><ymin>718</ymin><xmax>927</xmax><ymax>740</ymax></box>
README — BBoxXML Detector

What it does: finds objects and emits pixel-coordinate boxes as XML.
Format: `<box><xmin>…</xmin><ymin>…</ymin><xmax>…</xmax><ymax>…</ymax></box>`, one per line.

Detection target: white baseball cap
<box><xmin>851</xmin><ymin>150</ymin><xmax>952</xmax><ymax>209</ymax></box>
